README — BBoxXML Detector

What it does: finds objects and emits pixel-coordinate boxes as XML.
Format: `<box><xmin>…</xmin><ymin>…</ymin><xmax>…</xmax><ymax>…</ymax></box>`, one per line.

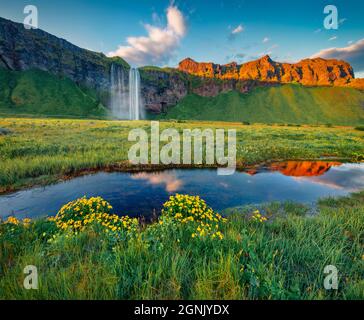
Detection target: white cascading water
<box><xmin>110</xmin><ymin>64</ymin><xmax>143</xmax><ymax>120</ymax></box>
<box><xmin>110</xmin><ymin>63</ymin><xmax>128</xmax><ymax>119</ymax></box>
<box><xmin>129</xmin><ymin>67</ymin><xmax>141</xmax><ymax>120</ymax></box>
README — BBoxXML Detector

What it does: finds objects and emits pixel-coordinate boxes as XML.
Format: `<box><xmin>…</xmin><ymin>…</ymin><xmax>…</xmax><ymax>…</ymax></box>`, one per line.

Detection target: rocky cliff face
<box><xmin>139</xmin><ymin>69</ymin><xmax>274</xmax><ymax>113</ymax></box>
<box><xmin>139</xmin><ymin>68</ymin><xmax>189</xmax><ymax>113</ymax></box>
<box><xmin>349</xmin><ymin>78</ymin><xmax>364</xmax><ymax>90</ymax></box>
<box><xmin>179</xmin><ymin>55</ymin><xmax>358</xmax><ymax>87</ymax></box>
<box><xmin>191</xmin><ymin>78</ymin><xmax>279</xmax><ymax>97</ymax></box>
<box><xmin>0</xmin><ymin>17</ymin><xmax>129</xmax><ymax>97</ymax></box>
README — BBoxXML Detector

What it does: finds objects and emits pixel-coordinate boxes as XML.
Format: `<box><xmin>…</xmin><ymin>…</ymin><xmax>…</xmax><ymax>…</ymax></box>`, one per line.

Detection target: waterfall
<box><xmin>110</xmin><ymin>64</ymin><xmax>143</xmax><ymax>120</ymax></box>
<box><xmin>110</xmin><ymin>64</ymin><xmax>128</xmax><ymax>119</ymax></box>
<box><xmin>129</xmin><ymin>67</ymin><xmax>141</xmax><ymax>120</ymax></box>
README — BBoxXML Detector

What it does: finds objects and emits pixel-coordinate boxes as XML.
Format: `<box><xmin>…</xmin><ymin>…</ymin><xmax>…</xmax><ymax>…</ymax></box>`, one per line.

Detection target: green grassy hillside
<box><xmin>155</xmin><ymin>84</ymin><xmax>364</xmax><ymax>125</ymax></box>
<box><xmin>0</xmin><ymin>68</ymin><xmax>108</xmax><ymax>118</ymax></box>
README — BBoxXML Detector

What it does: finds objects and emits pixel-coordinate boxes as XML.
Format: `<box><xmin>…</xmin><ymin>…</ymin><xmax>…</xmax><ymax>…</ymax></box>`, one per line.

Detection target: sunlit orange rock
<box><xmin>178</xmin><ymin>58</ymin><xmax>217</xmax><ymax>78</ymax></box>
<box><xmin>269</xmin><ymin>161</ymin><xmax>342</xmax><ymax>177</ymax></box>
<box><xmin>178</xmin><ymin>56</ymin><xmax>358</xmax><ymax>88</ymax></box>
<box><xmin>348</xmin><ymin>78</ymin><xmax>364</xmax><ymax>90</ymax></box>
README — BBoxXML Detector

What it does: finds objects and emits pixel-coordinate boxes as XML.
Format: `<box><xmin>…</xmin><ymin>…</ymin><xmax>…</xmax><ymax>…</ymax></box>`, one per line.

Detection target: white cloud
<box><xmin>131</xmin><ymin>172</ymin><xmax>182</xmax><ymax>192</ymax></box>
<box><xmin>311</xmin><ymin>39</ymin><xmax>364</xmax><ymax>73</ymax></box>
<box><xmin>167</xmin><ymin>6</ymin><xmax>186</xmax><ymax>37</ymax></box>
<box><xmin>108</xmin><ymin>5</ymin><xmax>186</xmax><ymax>66</ymax></box>
<box><xmin>231</xmin><ymin>24</ymin><xmax>244</xmax><ymax>34</ymax></box>
<box><xmin>262</xmin><ymin>37</ymin><xmax>270</xmax><ymax>43</ymax></box>
<box><xmin>328</xmin><ymin>36</ymin><xmax>337</xmax><ymax>41</ymax></box>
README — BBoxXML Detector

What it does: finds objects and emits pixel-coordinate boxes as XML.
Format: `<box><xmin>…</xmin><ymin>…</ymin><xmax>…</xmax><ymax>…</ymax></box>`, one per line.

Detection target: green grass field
<box><xmin>155</xmin><ymin>85</ymin><xmax>364</xmax><ymax>125</ymax></box>
<box><xmin>1</xmin><ymin>191</ymin><xmax>363</xmax><ymax>300</ymax></box>
<box><xmin>0</xmin><ymin>118</ymin><xmax>363</xmax><ymax>193</ymax></box>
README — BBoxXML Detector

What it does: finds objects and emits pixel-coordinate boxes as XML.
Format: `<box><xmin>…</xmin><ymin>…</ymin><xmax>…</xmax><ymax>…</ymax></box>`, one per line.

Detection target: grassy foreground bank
<box><xmin>0</xmin><ymin>192</ymin><xmax>363</xmax><ymax>300</ymax></box>
<box><xmin>0</xmin><ymin>118</ymin><xmax>363</xmax><ymax>193</ymax></box>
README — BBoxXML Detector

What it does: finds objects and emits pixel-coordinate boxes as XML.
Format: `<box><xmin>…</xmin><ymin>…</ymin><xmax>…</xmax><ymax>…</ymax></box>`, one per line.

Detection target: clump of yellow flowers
<box><xmin>161</xmin><ymin>194</ymin><xmax>227</xmax><ymax>240</ymax></box>
<box><xmin>5</xmin><ymin>216</ymin><xmax>20</xmax><ymax>225</ymax></box>
<box><xmin>3</xmin><ymin>216</ymin><xmax>32</xmax><ymax>227</ymax></box>
<box><xmin>250</xmin><ymin>210</ymin><xmax>268</xmax><ymax>223</ymax></box>
<box><xmin>55</xmin><ymin>196</ymin><xmax>138</xmax><ymax>235</ymax></box>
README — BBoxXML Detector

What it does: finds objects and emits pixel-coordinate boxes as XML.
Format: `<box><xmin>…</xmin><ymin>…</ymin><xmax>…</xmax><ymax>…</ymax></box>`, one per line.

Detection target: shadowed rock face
<box><xmin>178</xmin><ymin>56</ymin><xmax>357</xmax><ymax>87</ymax></box>
<box><xmin>139</xmin><ymin>68</ymin><xmax>189</xmax><ymax>113</ymax></box>
<box><xmin>269</xmin><ymin>161</ymin><xmax>342</xmax><ymax>177</ymax></box>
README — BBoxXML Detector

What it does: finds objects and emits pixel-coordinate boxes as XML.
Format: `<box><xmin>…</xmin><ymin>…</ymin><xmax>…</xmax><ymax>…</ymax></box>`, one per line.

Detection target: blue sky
<box><xmin>1</xmin><ymin>0</ymin><xmax>363</xmax><ymax>75</ymax></box>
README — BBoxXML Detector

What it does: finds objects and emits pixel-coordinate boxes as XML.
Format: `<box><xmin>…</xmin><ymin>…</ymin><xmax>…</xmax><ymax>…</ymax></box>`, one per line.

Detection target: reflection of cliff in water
<box><xmin>269</xmin><ymin>161</ymin><xmax>342</xmax><ymax>177</ymax></box>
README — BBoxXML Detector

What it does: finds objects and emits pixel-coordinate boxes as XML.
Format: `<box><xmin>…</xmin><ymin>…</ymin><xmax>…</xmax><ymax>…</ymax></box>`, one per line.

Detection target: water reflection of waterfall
<box><xmin>109</xmin><ymin>64</ymin><xmax>143</xmax><ymax>120</ymax></box>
